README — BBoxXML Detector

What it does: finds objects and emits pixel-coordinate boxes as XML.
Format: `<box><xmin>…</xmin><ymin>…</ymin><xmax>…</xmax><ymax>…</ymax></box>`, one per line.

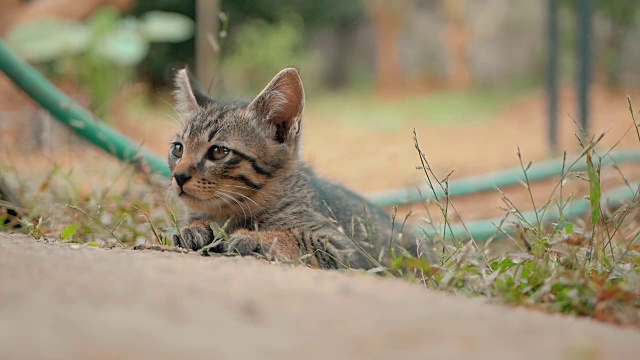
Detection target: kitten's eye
<box><xmin>206</xmin><ymin>145</ymin><xmax>230</xmax><ymax>161</ymax></box>
<box><xmin>171</xmin><ymin>143</ymin><xmax>183</xmax><ymax>158</ymax></box>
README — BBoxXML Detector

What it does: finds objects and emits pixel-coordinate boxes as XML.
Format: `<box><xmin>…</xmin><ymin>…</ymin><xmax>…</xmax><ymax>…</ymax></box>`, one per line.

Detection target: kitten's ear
<box><xmin>248</xmin><ymin>68</ymin><xmax>304</xmax><ymax>144</ymax></box>
<box><xmin>173</xmin><ymin>68</ymin><xmax>212</xmax><ymax>118</ymax></box>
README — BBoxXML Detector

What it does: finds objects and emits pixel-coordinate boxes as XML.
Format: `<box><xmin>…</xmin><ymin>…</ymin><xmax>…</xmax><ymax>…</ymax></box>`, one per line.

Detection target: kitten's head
<box><xmin>168</xmin><ymin>68</ymin><xmax>305</xmax><ymax>215</ymax></box>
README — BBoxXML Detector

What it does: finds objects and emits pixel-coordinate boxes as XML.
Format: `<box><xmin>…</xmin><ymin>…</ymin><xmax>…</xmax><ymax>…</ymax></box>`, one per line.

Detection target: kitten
<box><xmin>169</xmin><ymin>67</ymin><xmax>428</xmax><ymax>269</ymax></box>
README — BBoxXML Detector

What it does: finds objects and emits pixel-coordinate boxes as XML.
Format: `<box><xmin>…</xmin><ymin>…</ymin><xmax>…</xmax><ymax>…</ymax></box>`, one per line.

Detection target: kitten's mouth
<box><xmin>177</xmin><ymin>188</ymin><xmax>198</xmax><ymax>200</ymax></box>
<box><xmin>177</xmin><ymin>189</ymin><xmax>211</xmax><ymax>204</ymax></box>
<box><xmin>179</xmin><ymin>190</ymin><xmax>196</xmax><ymax>199</ymax></box>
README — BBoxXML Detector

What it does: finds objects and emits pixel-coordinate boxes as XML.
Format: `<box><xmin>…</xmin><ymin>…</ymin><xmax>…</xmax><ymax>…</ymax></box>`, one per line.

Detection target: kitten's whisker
<box><xmin>217</xmin><ymin>191</ymin><xmax>250</xmax><ymax>220</ymax></box>
<box><xmin>221</xmin><ymin>185</ymin><xmax>265</xmax><ymax>211</ymax></box>
<box><xmin>163</xmin><ymin>113</ymin><xmax>182</xmax><ymax>130</ymax></box>
<box><xmin>218</xmin><ymin>189</ymin><xmax>257</xmax><ymax>221</ymax></box>
<box><xmin>212</xmin><ymin>193</ymin><xmax>239</xmax><ymax>220</ymax></box>
<box><xmin>157</xmin><ymin>96</ymin><xmax>184</xmax><ymax>125</ymax></box>
<box><xmin>210</xmin><ymin>193</ymin><xmax>223</xmax><ymax>214</ymax></box>
<box><xmin>219</xmin><ymin>187</ymin><xmax>263</xmax><ymax>212</ymax></box>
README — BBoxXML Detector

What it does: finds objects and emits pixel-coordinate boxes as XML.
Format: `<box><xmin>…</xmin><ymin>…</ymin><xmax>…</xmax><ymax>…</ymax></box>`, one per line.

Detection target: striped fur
<box><xmin>169</xmin><ymin>68</ymin><xmax>428</xmax><ymax>269</ymax></box>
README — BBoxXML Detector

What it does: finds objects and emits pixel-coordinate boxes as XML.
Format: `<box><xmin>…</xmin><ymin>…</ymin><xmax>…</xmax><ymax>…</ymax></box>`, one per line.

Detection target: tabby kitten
<box><xmin>169</xmin><ymin>68</ymin><xmax>425</xmax><ymax>269</ymax></box>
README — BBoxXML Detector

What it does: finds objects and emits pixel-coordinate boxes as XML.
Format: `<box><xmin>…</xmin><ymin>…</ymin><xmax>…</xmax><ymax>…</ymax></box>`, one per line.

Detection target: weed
<box><xmin>60</xmin><ymin>224</ymin><xmax>78</xmax><ymax>241</ymax></box>
<box><xmin>23</xmin><ymin>216</ymin><xmax>43</xmax><ymax>240</ymax></box>
<box><xmin>0</xmin><ymin>145</ymin><xmax>181</xmax><ymax>250</ymax></box>
<box><xmin>393</xmin><ymin>99</ymin><xmax>640</xmax><ymax>327</ymax></box>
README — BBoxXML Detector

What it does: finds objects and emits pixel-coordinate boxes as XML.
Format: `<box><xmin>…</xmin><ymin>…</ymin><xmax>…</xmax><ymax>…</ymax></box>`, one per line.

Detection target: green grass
<box><xmin>0</xmin><ymin>159</ymin><xmax>180</xmax><ymax>249</ymax></box>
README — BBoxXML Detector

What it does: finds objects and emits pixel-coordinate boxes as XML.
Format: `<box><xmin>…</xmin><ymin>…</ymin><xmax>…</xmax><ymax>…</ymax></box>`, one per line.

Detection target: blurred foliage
<box><xmin>222</xmin><ymin>0</ymin><xmax>365</xmax><ymax>91</ymax></box>
<box><xmin>594</xmin><ymin>0</ymin><xmax>640</xmax><ymax>87</ymax></box>
<box><xmin>221</xmin><ymin>18</ymin><xmax>316</xmax><ymax>95</ymax></box>
<box><xmin>131</xmin><ymin>0</ymin><xmax>365</xmax><ymax>88</ymax></box>
<box><xmin>6</xmin><ymin>7</ymin><xmax>194</xmax><ymax>118</ymax></box>
<box><xmin>7</xmin><ymin>7</ymin><xmax>193</xmax><ymax>118</ymax></box>
<box><xmin>590</xmin><ymin>0</ymin><xmax>639</xmax><ymax>26</ymax></box>
<box><xmin>131</xmin><ymin>0</ymin><xmax>196</xmax><ymax>87</ymax></box>
<box><xmin>5</xmin><ymin>19</ymin><xmax>88</xmax><ymax>63</ymax></box>
<box><xmin>73</xmin><ymin>8</ymin><xmax>137</xmax><ymax>118</ymax></box>
<box><xmin>562</xmin><ymin>0</ymin><xmax>640</xmax><ymax>87</ymax></box>
<box><xmin>221</xmin><ymin>0</ymin><xmax>364</xmax><ymax>30</ymax></box>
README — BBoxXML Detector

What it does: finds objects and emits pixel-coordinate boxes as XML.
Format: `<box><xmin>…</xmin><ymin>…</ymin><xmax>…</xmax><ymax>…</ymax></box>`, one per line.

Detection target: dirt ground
<box><xmin>1</xmin><ymin>232</ymin><xmax>638</xmax><ymax>360</ymax></box>
<box><xmin>2</xmin><ymin>84</ymin><xmax>640</xmax><ymax>359</ymax></box>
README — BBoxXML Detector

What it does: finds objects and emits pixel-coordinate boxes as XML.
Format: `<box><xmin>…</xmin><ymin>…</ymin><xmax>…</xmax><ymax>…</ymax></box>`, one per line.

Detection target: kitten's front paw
<box><xmin>200</xmin><ymin>229</ymin><xmax>301</xmax><ymax>262</ymax></box>
<box><xmin>174</xmin><ymin>222</ymin><xmax>214</xmax><ymax>251</ymax></box>
<box><xmin>201</xmin><ymin>230</ymin><xmax>259</xmax><ymax>256</ymax></box>
<box><xmin>223</xmin><ymin>232</ymin><xmax>260</xmax><ymax>255</ymax></box>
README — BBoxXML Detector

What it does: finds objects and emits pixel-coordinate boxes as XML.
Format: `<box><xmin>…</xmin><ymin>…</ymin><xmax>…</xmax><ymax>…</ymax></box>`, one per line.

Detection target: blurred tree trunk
<box><xmin>325</xmin><ymin>22</ymin><xmax>357</xmax><ymax>89</ymax></box>
<box><xmin>442</xmin><ymin>0</ymin><xmax>472</xmax><ymax>88</ymax></box>
<box><xmin>195</xmin><ymin>0</ymin><xmax>219</xmax><ymax>94</ymax></box>
<box><xmin>366</xmin><ymin>0</ymin><xmax>413</xmax><ymax>93</ymax></box>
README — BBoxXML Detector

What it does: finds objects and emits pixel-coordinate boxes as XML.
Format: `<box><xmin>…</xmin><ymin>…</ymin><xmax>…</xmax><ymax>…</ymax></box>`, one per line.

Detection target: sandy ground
<box><xmin>2</xmin><ymin>83</ymin><xmax>640</xmax><ymax>359</ymax></box>
<box><xmin>1</xmin><ymin>232</ymin><xmax>638</xmax><ymax>360</ymax></box>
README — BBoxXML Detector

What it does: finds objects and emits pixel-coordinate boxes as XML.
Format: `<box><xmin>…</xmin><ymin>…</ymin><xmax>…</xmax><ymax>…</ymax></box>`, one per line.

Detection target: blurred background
<box><xmin>1</xmin><ymin>0</ymin><xmax>639</xmax><ymax>199</ymax></box>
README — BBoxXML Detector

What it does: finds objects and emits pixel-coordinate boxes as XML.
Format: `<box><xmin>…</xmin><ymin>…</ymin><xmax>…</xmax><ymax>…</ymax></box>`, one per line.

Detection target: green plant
<box><xmin>393</xmin><ymin>98</ymin><xmax>640</xmax><ymax>326</ymax></box>
<box><xmin>23</xmin><ymin>216</ymin><xmax>43</xmax><ymax>240</ymax></box>
<box><xmin>221</xmin><ymin>18</ymin><xmax>319</xmax><ymax>95</ymax></box>
<box><xmin>5</xmin><ymin>7</ymin><xmax>194</xmax><ymax>118</ymax></box>
<box><xmin>562</xmin><ymin>0</ymin><xmax>640</xmax><ymax>87</ymax></box>
<box><xmin>0</xmin><ymin>150</ymin><xmax>181</xmax><ymax>249</ymax></box>
<box><xmin>60</xmin><ymin>224</ymin><xmax>78</xmax><ymax>242</ymax></box>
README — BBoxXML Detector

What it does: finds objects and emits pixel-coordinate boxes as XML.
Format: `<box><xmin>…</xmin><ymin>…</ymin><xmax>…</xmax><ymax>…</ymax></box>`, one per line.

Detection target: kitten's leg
<box><xmin>173</xmin><ymin>219</ymin><xmax>215</xmax><ymax>251</ymax></box>
<box><xmin>208</xmin><ymin>228</ymin><xmax>344</xmax><ymax>269</ymax></box>
<box><xmin>216</xmin><ymin>229</ymin><xmax>301</xmax><ymax>261</ymax></box>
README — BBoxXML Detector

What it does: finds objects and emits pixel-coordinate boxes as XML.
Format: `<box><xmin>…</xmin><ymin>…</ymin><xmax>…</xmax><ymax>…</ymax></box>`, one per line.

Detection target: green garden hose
<box><xmin>424</xmin><ymin>183</ymin><xmax>638</xmax><ymax>241</ymax></box>
<box><xmin>368</xmin><ymin>150</ymin><xmax>640</xmax><ymax>207</ymax></box>
<box><xmin>0</xmin><ymin>40</ymin><xmax>170</xmax><ymax>177</ymax></box>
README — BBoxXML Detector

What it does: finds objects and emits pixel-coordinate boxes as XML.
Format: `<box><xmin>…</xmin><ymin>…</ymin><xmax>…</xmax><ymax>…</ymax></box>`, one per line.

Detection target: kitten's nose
<box><xmin>173</xmin><ymin>173</ymin><xmax>192</xmax><ymax>188</ymax></box>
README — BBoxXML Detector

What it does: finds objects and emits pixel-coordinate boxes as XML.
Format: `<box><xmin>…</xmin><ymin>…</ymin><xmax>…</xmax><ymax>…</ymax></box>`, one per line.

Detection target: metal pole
<box><xmin>547</xmin><ymin>0</ymin><xmax>559</xmax><ymax>152</ymax></box>
<box><xmin>577</xmin><ymin>0</ymin><xmax>593</xmax><ymax>137</ymax></box>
